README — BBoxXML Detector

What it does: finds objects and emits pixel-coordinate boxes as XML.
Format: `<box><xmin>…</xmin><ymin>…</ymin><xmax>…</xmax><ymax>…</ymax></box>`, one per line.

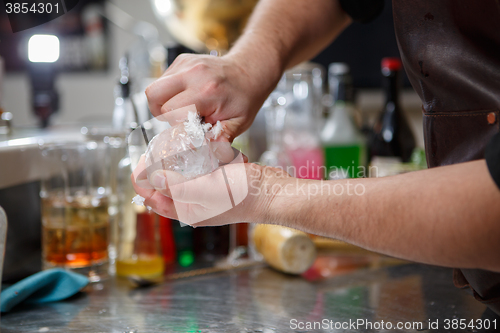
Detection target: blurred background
<box><xmin>0</xmin><ymin>0</ymin><xmax>169</xmax><ymax>127</ymax></box>
<box><xmin>0</xmin><ymin>0</ymin><xmax>421</xmax><ymax>134</ymax></box>
<box><xmin>0</xmin><ymin>0</ymin><xmax>426</xmax><ymax>283</ymax></box>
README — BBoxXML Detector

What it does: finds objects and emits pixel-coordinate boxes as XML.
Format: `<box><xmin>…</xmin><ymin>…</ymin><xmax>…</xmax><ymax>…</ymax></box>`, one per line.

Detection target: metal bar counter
<box><xmin>0</xmin><ymin>263</ymin><xmax>488</xmax><ymax>332</ymax></box>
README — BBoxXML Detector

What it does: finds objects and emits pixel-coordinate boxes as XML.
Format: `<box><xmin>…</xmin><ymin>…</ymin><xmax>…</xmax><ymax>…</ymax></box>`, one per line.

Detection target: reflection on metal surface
<box><xmin>374</xmin><ymin>275</ymin><xmax>426</xmax><ymax>327</ymax></box>
<box><xmin>302</xmin><ymin>253</ymin><xmax>410</xmax><ymax>282</ymax></box>
<box><xmin>0</xmin><ymin>128</ymin><xmax>85</xmax><ymax>189</ymax></box>
<box><xmin>252</xmin><ymin>268</ymin><xmax>321</xmax><ymax>323</ymax></box>
<box><xmin>0</xmin><ymin>264</ymin><xmax>488</xmax><ymax>332</ymax></box>
<box><xmin>151</xmin><ymin>0</ymin><xmax>259</xmax><ymax>53</ymax></box>
<box><xmin>128</xmin><ymin>259</ymin><xmax>261</xmax><ymax>288</ymax></box>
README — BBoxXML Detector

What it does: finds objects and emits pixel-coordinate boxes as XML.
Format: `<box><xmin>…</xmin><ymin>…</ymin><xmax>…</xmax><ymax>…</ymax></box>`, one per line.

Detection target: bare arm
<box><xmin>134</xmin><ymin>154</ymin><xmax>500</xmax><ymax>272</ymax></box>
<box><xmin>145</xmin><ymin>0</ymin><xmax>352</xmax><ymax>141</ymax></box>
<box><xmin>261</xmin><ymin>160</ymin><xmax>500</xmax><ymax>272</ymax></box>
<box><xmin>228</xmin><ymin>0</ymin><xmax>352</xmax><ymax>72</ymax></box>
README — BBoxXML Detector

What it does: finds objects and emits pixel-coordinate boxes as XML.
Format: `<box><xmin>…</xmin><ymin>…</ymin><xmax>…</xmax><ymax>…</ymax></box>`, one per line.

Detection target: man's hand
<box><xmin>131</xmin><ymin>153</ymin><xmax>287</xmax><ymax>227</ymax></box>
<box><xmin>144</xmin><ymin>0</ymin><xmax>352</xmax><ymax>142</ymax></box>
<box><xmin>145</xmin><ymin>54</ymin><xmax>278</xmax><ymax>143</ymax></box>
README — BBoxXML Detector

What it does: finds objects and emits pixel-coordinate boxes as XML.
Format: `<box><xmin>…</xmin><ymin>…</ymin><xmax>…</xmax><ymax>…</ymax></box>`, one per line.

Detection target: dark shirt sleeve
<box><xmin>485</xmin><ymin>131</ymin><xmax>500</xmax><ymax>190</ymax></box>
<box><xmin>338</xmin><ymin>0</ymin><xmax>385</xmax><ymax>23</ymax></box>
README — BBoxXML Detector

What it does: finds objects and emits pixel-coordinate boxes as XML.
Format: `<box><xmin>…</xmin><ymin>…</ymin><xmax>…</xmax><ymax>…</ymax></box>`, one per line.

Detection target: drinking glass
<box><xmin>40</xmin><ymin>141</ymin><xmax>113</xmax><ymax>282</ymax></box>
<box><xmin>279</xmin><ymin>63</ymin><xmax>325</xmax><ymax>180</ymax></box>
<box><xmin>259</xmin><ymin>92</ymin><xmax>293</xmax><ymax>172</ymax></box>
<box><xmin>0</xmin><ymin>206</ymin><xmax>7</xmax><ymax>288</ymax></box>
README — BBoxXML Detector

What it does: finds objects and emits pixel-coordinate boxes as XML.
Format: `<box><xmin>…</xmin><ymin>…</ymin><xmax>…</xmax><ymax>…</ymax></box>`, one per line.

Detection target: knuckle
<box><xmin>201</xmin><ymin>79</ymin><xmax>222</xmax><ymax>96</ymax></box>
<box><xmin>177</xmin><ymin>53</ymin><xmax>190</xmax><ymax>61</ymax></box>
<box><xmin>172</xmin><ymin>53</ymin><xmax>193</xmax><ymax>66</ymax></box>
<box><xmin>191</xmin><ymin>62</ymin><xmax>210</xmax><ymax>73</ymax></box>
<box><xmin>145</xmin><ymin>84</ymin><xmax>154</xmax><ymax>99</ymax></box>
<box><xmin>172</xmin><ymin>53</ymin><xmax>187</xmax><ymax>65</ymax></box>
<box><xmin>160</xmin><ymin>103</ymin><xmax>170</xmax><ymax>114</ymax></box>
<box><xmin>145</xmin><ymin>80</ymin><xmax>161</xmax><ymax>101</ymax></box>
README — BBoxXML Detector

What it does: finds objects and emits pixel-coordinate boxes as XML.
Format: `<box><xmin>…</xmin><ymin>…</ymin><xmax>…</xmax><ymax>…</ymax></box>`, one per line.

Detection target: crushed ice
<box><xmin>184</xmin><ymin>111</ymin><xmax>223</xmax><ymax>141</ymax></box>
<box><xmin>210</xmin><ymin>121</ymin><xmax>223</xmax><ymax>140</ymax></box>
<box><xmin>144</xmin><ymin>111</ymin><xmax>223</xmax><ymax>181</ymax></box>
<box><xmin>132</xmin><ymin>195</ymin><xmax>145</xmax><ymax>206</ymax></box>
<box><xmin>184</xmin><ymin>111</ymin><xmax>206</xmax><ymax>147</ymax></box>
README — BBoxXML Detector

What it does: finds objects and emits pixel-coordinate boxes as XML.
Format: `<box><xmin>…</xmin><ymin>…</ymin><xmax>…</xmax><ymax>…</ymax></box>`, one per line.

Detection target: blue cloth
<box><xmin>0</xmin><ymin>268</ymin><xmax>89</xmax><ymax>312</ymax></box>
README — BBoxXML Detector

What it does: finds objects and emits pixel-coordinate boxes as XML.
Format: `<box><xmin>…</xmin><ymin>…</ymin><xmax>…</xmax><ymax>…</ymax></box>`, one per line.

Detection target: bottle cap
<box><xmin>381</xmin><ymin>57</ymin><xmax>402</xmax><ymax>71</ymax></box>
<box><xmin>329</xmin><ymin>62</ymin><xmax>350</xmax><ymax>76</ymax></box>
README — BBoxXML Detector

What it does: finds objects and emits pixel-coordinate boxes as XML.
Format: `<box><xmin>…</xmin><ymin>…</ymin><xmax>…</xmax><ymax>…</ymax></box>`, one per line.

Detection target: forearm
<box><xmin>260</xmin><ymin>160</ymin><xmax>500</xmax><ymax>272</ymax></box>
<box><xmin>227</xmin><ymin>0</ymin><xmax>352</xmax><ymax>83</ymax></box>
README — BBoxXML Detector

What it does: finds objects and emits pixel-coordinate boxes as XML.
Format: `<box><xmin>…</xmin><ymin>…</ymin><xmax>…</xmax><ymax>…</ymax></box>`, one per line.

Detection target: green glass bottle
<box><xmin>321</xmin><ymin>63</ymin><xmax>366</xmax><ymax>179</ymax></box>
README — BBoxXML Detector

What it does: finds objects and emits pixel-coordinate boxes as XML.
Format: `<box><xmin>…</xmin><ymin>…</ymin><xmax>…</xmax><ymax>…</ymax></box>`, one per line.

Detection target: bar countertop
<box><xmin>0</xmin><ymin>263</ymin><xmax>490</xmax><ymax>332</ymax></box>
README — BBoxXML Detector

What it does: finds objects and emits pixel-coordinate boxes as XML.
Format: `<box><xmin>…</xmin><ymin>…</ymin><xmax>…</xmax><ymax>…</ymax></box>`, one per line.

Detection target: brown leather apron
<box><xmin>392</xmin><ymin>0</ymin><xmax>500</xmax><ymax>315</ymax></box>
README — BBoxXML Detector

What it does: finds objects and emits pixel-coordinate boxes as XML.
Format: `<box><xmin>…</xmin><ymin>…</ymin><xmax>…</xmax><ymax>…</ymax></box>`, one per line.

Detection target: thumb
<box><xmin>210</xmin><ymin>141</ymin><xmax>234</xmax><ymax>164</ymax></box>
<box><xmin>209</xmin><ymin>118</ymin><xmax>243</xmax><ymax>143</ymax></box>
<box><xmin>150</xmin><ymin>169</ymin><xmax>187</xmax><ymax>198</ymax></box>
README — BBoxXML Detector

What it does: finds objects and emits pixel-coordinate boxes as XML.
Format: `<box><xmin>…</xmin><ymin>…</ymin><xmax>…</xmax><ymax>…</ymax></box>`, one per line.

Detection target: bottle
<box><xmin>252</xmin><ymin>225</ymin><xmax>316</xmax><ymax>275</ymax></box>
<box><xmin>328</xmin><ymin>63</ymin><xmax>354</xmax><ymax>107</ymax></box>
<box><xmin>0</xmin><ymin>205</ymin><xmax>8</xmax><ymax>284</ymax></box>
<box><xmin>112</xmin><ymin>56</ymin><xmax>135</xmax><ymax>130</ymax></box>
<box><xmin>193</xmin><ymin>226</ymin><xmax>230</xmax><ymax>262</ymax></box>
<box><xmin>369</xmin><ymin>58</ymin><xmax>416</xmax><ymax>163</ymax></box>
<box><xmin>172</xmin><ymin>220</ymin><xmax>195</xmax><ymax>267</ymax></box>
<box><xmin>321</xmin><ymin>63</ymin><xmax>366</xmax><ymax>180</ymax></box>
<box><xmin>259</xmin><ymin>94</ymin><xmax>293</xmax><ymax>172</ymax></box>
<box><xmin>115</xmin><ymin>154</ymin><xmax>176</xmax><ymax>278</ymax></box>
<box><xmin>328</xmin><ymin>63</ymin><xmax>362</xmax><ymax>128</ymax></box>
<box><xmin>0</xmin><ymin>56</ymin><xmax>12</xmax><ymax>136</ymax></box>
<box><xmin>230</xmin><ymin>133</ymin><xmax>251</xmax><ymax>253</ymax></box>
<box><xmin>280</xmin><ymin>64</ymin><xmax>325</xmax><ymax>180</ymax></box>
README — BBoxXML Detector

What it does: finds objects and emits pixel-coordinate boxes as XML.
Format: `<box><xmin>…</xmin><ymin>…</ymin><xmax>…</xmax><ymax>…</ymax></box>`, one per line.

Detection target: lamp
<box><xmin>28</xmin><ymin>34</ymin><xmax>60</xmax><ymax>128</ymax></box>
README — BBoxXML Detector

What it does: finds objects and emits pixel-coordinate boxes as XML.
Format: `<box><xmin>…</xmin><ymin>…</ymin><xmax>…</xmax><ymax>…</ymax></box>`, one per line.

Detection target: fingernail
<box><xmin>151</xmin><ymin>171</ymin><xmax>166</xmax><ymax>189</ymax></box>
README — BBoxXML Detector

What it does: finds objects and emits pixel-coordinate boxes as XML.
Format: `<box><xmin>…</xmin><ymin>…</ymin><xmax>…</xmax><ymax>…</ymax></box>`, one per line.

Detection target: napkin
<box><xmin>0</xmin><ymin>268</ymin><xmax>89</xmax><ymax>312</ymax></box>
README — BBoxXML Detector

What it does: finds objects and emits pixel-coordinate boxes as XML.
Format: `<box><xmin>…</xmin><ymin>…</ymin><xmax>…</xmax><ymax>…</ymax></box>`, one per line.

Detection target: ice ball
<box><xmin>144</xmin><ymin>111</ymin><xmax>220</xmax><ymax>180</ymax></box>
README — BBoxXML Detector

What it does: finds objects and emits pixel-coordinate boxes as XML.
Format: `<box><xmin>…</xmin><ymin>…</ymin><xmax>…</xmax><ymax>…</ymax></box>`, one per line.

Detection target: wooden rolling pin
<box><xmin>252</xmin><ymin>224</ymin><xmax>316</xmax><ymax>274</ymax></box>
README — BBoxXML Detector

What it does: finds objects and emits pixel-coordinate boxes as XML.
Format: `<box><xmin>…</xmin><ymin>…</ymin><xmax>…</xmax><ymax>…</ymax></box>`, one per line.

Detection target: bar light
<box><xmin>154</xmin><ymin>0</ymin><xmax>172</xmax><ymax>16</ymax></box>
<box><xmin>28</xmin><ymin>34</ymin><xmax>60</xmax><ymax>63</ymax></box>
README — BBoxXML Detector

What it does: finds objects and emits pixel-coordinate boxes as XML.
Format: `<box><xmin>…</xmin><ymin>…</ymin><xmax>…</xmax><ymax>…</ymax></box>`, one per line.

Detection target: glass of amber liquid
<box><xmin>40</xmin><ymin>141</ymin><xmax>113</xmax><ymax>282</ymax></box>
